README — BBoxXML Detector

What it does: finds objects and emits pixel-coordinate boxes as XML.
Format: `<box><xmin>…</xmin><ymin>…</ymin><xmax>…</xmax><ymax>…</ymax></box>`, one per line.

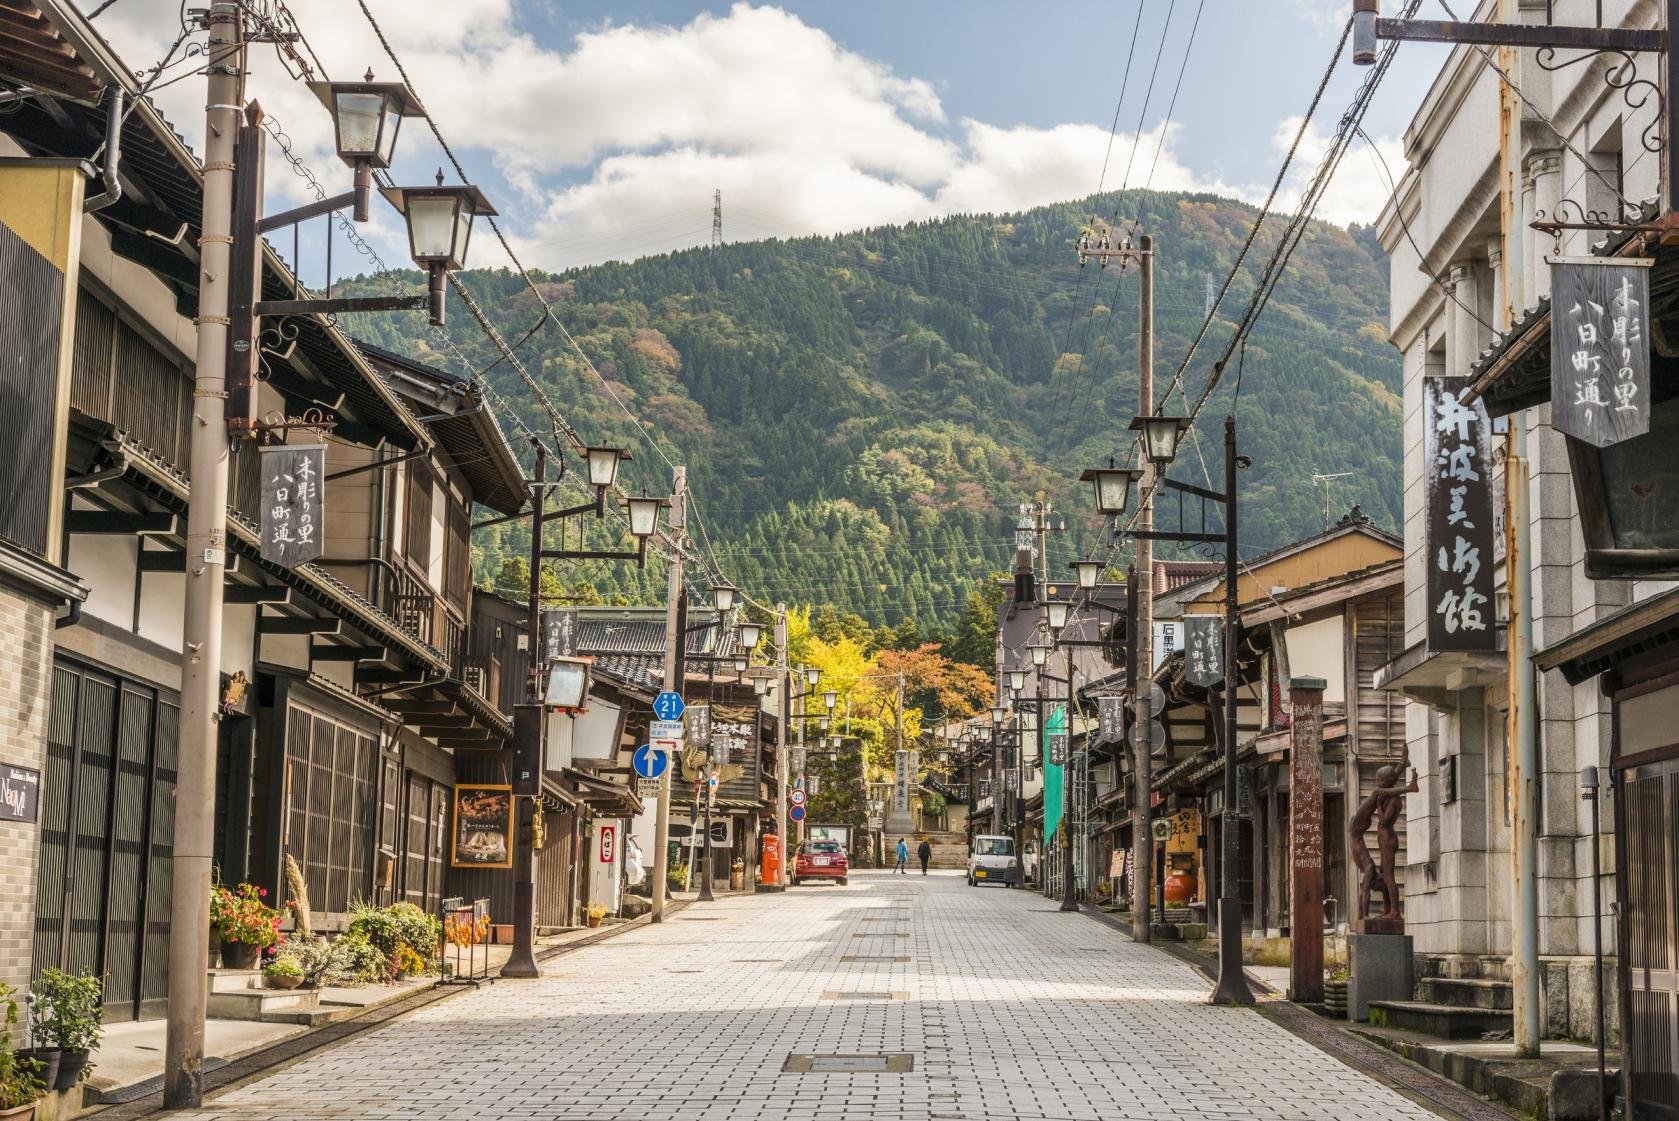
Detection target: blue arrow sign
<box><xmin>653</xmin><ymin>691</ymin><xmax>686</xmax><ymax>722</ymax></box>
<box><xmin>632</xmin><ymin>744</ymin><xmax>669</xmax><ymax>780</ymax></box>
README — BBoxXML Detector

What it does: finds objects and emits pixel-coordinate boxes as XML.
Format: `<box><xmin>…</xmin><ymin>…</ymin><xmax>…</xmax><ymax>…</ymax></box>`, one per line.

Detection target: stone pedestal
<box><xmin>1348</xmin><ymin>932</ymin><xmax>1413</xmax><ymax>1022</ymax></box>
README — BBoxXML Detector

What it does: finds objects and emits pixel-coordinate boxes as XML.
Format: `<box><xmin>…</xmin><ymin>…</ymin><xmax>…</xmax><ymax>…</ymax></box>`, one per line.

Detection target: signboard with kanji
<box><xmin>259</xmin><ymin>444</ymin><xmax>324</xmax><ymax>567</ymax></box>
<box><xmin>1424</xmin><ymin>377</ymin><xmax>1497</xmax><ymax>652</ymax></box>
<box><xmin>1097</xmin><ymin>696</ymin><xmax>1125</xmax><ymax>743</ymax></box>
<box><xmin>1048</xmin><ymin>733</ymin><xmax>1067</xmax><ymax>767</ymax></box>
<box><xmin>1184</xmin><ymin>615</ymin><xmax>1224</xmax><ymax>687</ymax></box>
<box><xmin>1551</xmin><ymin>256</ymin><xmax>1652</xmax><ymax>448</ymax></box>
<box><xmin>541</xmin><ymin>609</ymin><xmax>577</xmax><ymax>660</ymax></box>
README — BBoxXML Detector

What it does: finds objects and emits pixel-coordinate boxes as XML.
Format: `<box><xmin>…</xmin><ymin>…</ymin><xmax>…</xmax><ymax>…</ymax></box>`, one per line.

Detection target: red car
<box><xmin>792</xmin><ymin>840</ymin><xmax>849</xmax><ymax>886</ymax></box>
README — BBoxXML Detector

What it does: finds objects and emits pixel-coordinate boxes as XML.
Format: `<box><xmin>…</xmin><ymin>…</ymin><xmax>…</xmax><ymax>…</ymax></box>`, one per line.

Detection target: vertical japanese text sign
<box><xmin>1097</xmin><ymin>696</ymin><xmax>1125</xmax><ymax>744</ymax></box>
<box><xmin>1551</xmin><ymin>257</ymin><xmax>1652</xmax><ymax>448</ymax></box>
<box><xmin>260</xmin><ymin>444</ymin><xmax>325</xmax><ymax>568</ymax></box>
<box><xmin>1183</xmin><ymin>615</ymin><xmax>1224</xmax><ymax>687</ymax></box>
<box><xmin>892</xmin><ymin>750</ymin><xmax>910</xmax><ymax>814</ymax></box>
<box><xmin>1424</xmin><ymin>378</ymin><xmax>1497</xmax><ymax>651</ymax></box>
<box><xmin>541</xmin><ymin>609</ymin><xmax>577</xmax><ymax>660</ymax></box>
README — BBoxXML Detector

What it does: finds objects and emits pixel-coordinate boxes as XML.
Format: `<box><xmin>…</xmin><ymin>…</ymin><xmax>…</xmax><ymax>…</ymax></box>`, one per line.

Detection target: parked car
<box><xmin>792</xmin><ymin>840</ymin><xmax>849</xmax><ymax>886</ymax></box>
<box><xmin>967</xmin><ymin>834</ymin><xmax>1020</xmax><ymax>886</ymax></box>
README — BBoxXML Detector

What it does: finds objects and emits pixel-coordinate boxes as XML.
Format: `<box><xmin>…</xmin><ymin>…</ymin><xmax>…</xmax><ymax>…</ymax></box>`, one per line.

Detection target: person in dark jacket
<box><xmin>917</xmin><ymin>838</ymin><xmax>932</xmax><ymax>875</ymax></box>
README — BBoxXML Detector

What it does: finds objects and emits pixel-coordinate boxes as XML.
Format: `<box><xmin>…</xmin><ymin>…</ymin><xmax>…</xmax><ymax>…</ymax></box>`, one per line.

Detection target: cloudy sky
<box><xmin>91</xmin><ymin>0</ymin><xmax>1453</xmax><ymax>277</ymax></box>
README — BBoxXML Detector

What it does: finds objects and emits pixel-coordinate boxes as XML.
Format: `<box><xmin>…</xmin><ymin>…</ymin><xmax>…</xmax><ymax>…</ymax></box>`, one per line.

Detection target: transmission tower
<box><xmin>711</xmin><ymin>189</ymin><xmax>722</xmax><ymax>250</ymax></box>
<box><xmin>1204</xmin><ymin>271</ymin><xmax>1216</xmax><ymax>318</ymax></box>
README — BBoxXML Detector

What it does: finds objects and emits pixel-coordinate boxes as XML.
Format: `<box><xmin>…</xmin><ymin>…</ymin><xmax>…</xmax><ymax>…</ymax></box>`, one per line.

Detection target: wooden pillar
<box><xmin>1289</xmin><ymin>677</ymin><xmax>1327</xmax><ymax>1004</ymax></box>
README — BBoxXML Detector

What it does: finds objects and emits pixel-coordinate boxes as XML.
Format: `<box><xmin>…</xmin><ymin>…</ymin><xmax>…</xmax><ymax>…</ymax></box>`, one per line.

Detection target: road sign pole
<box><xmin>651</xmin><ymin>467</ymin><xmax>685</xmax><ymax>924</ymax></box>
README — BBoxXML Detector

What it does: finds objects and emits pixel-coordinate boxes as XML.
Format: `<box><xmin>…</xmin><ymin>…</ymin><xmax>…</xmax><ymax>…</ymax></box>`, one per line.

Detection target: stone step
<box><xmin>207</xmin><ymin>985</ymin><xmax>322</xmax><ymax>1023</ymax></box>
<box><xmin>207</xmin><ymin>968</ymin><xmax>265</xmax><ymax>994</ymax></box>
<box><xmin>1367</xmin><ymin>1000</ymin><xmax>1513</xmax><ymax>1040</ymax></box>
<box><xmin>1416</xmin><ymin>976</ymin><xmax>1513</xmax><ymax>1010</ymax></box>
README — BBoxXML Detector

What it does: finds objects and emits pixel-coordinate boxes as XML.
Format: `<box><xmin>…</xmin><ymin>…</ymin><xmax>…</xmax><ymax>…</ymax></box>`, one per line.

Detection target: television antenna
<box><xmin>1311</xmin><ymin>471</ymin><xmax>1354</xmax><ymax>531</ymax></box>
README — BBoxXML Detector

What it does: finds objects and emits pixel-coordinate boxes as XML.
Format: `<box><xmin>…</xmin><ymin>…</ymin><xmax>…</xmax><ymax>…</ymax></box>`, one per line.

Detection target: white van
<box><xmin>967</xmin><ymin>834</ymin><xmax>1020</xmax><ymax>886</ymax></box>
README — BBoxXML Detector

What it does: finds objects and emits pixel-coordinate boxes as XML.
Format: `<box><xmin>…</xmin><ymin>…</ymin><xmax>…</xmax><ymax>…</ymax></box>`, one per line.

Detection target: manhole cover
<box><xmin>820</xmin><ymin>991</ymin><xmax>905</xmax><ymax>1000</ymax></box>
<box><xmin>784</xmin><ymin>1053</ymin><xmax>914</xmax><ymax>1073</ymax></box>
<box><xmin>853</xmin><ymin>932</ymin><xmax>906</xmax><ymax>938</ymax></box>
<box><xmin>840</xmin><ymin>955</ymin><xmax>909</xmax><ymax>962</ymax></box>
<box><xmin>680</xmin><ymin>916</ymin><xmax>723</xmax><ymax>921</ymax></box>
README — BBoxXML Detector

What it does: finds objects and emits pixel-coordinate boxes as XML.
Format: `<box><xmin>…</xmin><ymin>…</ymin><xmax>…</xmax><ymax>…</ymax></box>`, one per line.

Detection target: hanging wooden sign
<box><xmin>259</xmin><ymin>443</ymin><xmax>325</xmax><ymax>567</ymax></box>
<box><xmin>1424</xmin><ymin>378</ymin><xmax>1497</xmax><ymax>651</ymax></box>
<box><xmin>541</xmin><ymin>608</ymin><xmax>577</xmax><ymax>660</ymax></box>
<box><xmin>1097</xmin><ymin>695</ymin><xmax>1125</xmax><ymax>743</ymax></box>
<box><xmin>450</xmin><ymin>784</ymin><xmax>512</xmax><ymax>869</ymax></box>
<box><xmin>1183</xmin><ymin>615</ymin><xmax>1224</xmax><ymax>687</ymax></box>
<box><xmin>1550</xmin><ymin>257</ymin><xmax>1652</xmax><ymax>449</ymax></box>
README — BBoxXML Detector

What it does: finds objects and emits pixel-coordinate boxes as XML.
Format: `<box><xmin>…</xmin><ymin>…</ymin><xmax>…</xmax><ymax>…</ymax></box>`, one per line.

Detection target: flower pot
<box><xmin>266</xmin><ymin>974</ymin><xmax>302</xmax><ymax>990</ymax></box>
<box><xmin>585</xmin><ymin>915</ymin><xmax>604</xmax><ymax>928</ymax></box>
<box><xmin>1164</xmin><ymin>871</ymin><xmax>1195</xmax><ymax>907</ymax></box>
<box><xmin>220</xmin><ymin>940</ymin><xmax>260</xmax><ymax>970</ymax></box>
<box><xmin>52</xmin><ymin>1049</ymin><xmax>88</xmax><ymax>1091</ymax></box>
<box><xmin>729</xmin><ymin>869</ymin><xmax>744</xmax><ymax>891</ymax></box>
<box><xmin>20</xmin><ymin>1048</ymin><xmax>60</xmax><ymax>1092</ymax></box>
<box><xmin>491</xmin><ymin>923</ymin><xmax>513</xmax><ymax>944</ymax></box>
<box><xmin>0</xmin><ymin>1102</ymin><xmax>36</xmax><ymax>1121</ymax></box>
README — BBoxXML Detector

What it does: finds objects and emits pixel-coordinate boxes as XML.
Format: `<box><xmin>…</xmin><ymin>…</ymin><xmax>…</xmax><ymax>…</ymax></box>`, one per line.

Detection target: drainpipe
<box><xmin>83</xmin><ymin>89</ymin><xmax>124</xmax><ymax>214</ymax></box>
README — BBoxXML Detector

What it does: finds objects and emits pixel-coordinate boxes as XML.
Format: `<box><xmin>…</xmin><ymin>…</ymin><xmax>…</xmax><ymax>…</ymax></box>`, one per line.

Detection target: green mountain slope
<box><xmin>349</xmin><ymin>188</ymin><xmax>1400</xmax><ymax>629</ymax></box>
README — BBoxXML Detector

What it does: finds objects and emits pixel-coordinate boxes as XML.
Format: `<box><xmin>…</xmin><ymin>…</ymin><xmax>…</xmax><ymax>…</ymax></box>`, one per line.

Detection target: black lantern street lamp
<box><xmin>379</xmin><ymin>172</ymin><xmax>497</xmax><ymax>325</ymax></box>
<box><xmin>738</xmin><ymin>620</ymin><xmax>765</xmax><ymax>652</ymax></box>
<box><xmin>1130</xmin><ymin>414</ymin><xmax>1193</xmax><ymax>468</ymax></box>
<box><xmin>807</xmin><ymin>667</ymin><xmax>821</xmax><ymax>688</ymax></box>
<box><xmin>1081</xmin><ymin>461</ymin><xmax>1142</xmax><ymax>516</ymax></box>
<box><xmin>1008</xmin><ymin>669</ymin><xmax>1027</xmax><ymax>692</ymax></box>
<box><xmin>307</xmin><ymin>73</ymin><xmax>419</xmax><ymax>219</ymax></box>
<box><xmin>711</xmin><ymin>583</ymin><xmax>737</xmax><ymax>613</ymax></box>
<box><xmin>624</xmin><ymin>496</ymin><xmax>664</xmax><ymax>540</ymax></box>
<box><xmin>584</xmin><ymin>446</ymin><xmax>627</xmax><ymax>491</ymax></box>
<box><xmin>1029</xmin><ymin>641</ymin><xmax>1050</xmax><ymax>668</ymax></box>
<box><xmin>1043</xmin><ymin>599</ymin><xmax>1071</xmax><ymax>633</ymax></box>
<box><xmin>823</xmin><ymin>690</ymin><xmax>838</xmax><ymax>711</ymax></box>
<box><xmin>1071</xmin><ymin>559</ymin><xmax>1102</xmax><ymax>591</ymax></box>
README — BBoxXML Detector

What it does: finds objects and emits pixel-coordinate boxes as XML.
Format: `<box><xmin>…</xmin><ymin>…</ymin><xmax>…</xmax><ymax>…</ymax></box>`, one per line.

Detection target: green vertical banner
<box><xmin>1042</xmin><ymin>703</ymin><xmax>1066</xmax><ymax>847</ymax></box>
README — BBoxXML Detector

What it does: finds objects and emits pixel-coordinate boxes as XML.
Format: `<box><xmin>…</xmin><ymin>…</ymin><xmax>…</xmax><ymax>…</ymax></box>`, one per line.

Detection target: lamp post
<box><xmin>169</xmin><ymin>15</ymin><xmax>497</xmax><ymax>1105</ymax></box>
<box><xmin>1581</xmin><ymin>767</ymin><xmax>1609</xmax><ymax>1121</ymax></box>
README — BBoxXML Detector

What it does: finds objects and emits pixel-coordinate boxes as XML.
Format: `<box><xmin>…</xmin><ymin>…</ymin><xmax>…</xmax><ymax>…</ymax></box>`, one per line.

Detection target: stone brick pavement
<box><xmin>180</xmin><ymin>871</ymin><xmax>1448</xmax><ymax>1121</ymax></box>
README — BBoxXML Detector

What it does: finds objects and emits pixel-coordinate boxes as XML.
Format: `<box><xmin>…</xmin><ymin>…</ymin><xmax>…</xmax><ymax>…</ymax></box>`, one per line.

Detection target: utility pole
<box><xmin>651</xmin><ymin>466</ymin><xmax>686</xmax><ymax>922</ymax></box>
<box><xmin>1132</xmin><ymin>234</ymin><xmax>1155</xmax><ymax>943</ymax></box>
<box><xmin>1059</xmin><ymin>640</ymin><xmax>1077</xmax><ymax>912</ymax></box>
<box><xmin>794</xmin><ymin>669</ymin><xmax>806</xmax><ymax>850</ymax></box>
<box><xmin>775</xmin><ymin>606</ymin><xmax>790</xmax><ymax>887</ymax></box>
<box><xmin>165</xmin><ymin>3</ymin><xmax>241</xmax><ymax>1107</ymax></box>
<box><xmin>501</xmin><ymin>444</ymin><xmax>546</xmax><ymax>977</ymax></box>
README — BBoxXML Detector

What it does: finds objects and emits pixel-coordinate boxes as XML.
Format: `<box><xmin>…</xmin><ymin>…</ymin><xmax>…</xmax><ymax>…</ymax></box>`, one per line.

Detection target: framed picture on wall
<box><xmin>450</xmin><ymin>784</ymin><xmax>513</xmax><ymax>868</ymax></box>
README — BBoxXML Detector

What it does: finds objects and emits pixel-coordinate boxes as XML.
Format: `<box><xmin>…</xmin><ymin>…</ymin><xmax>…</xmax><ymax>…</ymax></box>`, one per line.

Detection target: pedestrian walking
<box><xmin>895</xmin><ymin>838</ymin><xmax>909</xmax><ymax>874</ymax></box>
<box><xmin>917</xmin><ymin>838</ymin><xmax>932</xmax><ymax>876</ymax></box>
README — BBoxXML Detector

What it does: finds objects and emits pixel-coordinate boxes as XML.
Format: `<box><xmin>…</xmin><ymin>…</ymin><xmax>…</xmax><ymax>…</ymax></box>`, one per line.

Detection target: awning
<box><xmin>1534</xmin><ymin>586</ymin><xmax>1679</xmax><ymax>684</ymax></box>
<box><xmin>1374</xmin><ymin>639</ymin><xmax>1506</xmax><ymax>709</ymax></box>
<box><xmin>564</xmin><ymin>768</ymin><xmax>644</xmax><ymax>816</ymax></box>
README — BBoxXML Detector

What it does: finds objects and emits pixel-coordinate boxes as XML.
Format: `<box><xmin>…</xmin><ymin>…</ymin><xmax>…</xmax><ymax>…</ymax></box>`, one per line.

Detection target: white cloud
<box><xmin>90</xmin><ymin>1</ymin><xmax>1385</xmax><ymax>273</ymax></box>
<box><xmin>1276</xmin><ymin>116</ymin><xmax>1405</xmax><ymax>228</ymax></box>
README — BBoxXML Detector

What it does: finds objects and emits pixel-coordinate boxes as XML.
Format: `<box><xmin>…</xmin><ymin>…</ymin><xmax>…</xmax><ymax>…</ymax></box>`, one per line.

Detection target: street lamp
<box><xmin>991</xmin><ymin>705</ymin><xmax>1008</xmax><ymax>726</ymax></box>
<box><xmin>1071</xmin><ymin>559</ymin><xmax>1102</xmax><ymax>591</ymax></box>
<box><xmin>583</xmin><ymin>446</ymin><xmax>627</xmax><ymax>490</ymax></box>
<box><xmin>1352</xmin><ymin>0</ymin><xmax>1379</xmax><ymax>65</ymax></box>
<box><xmin>542</xmin><ymin>655</ymin><xmax>594</xmax><ymax>712</ymax></box>
<box><xmin>807</xmin><ymin>667</ymin><xmax>821</xmax><ymax>687</ymax></box>
<box><xmin>1008</xmin><ymin>669</ymin><xmax>1027</xmax><ymax>692</ymax></box>
<box><xmin>737</xmin><ymin>620</ymin><xmax>765</xmax><ymax>651</ymax></box>
<box><xmin>1029</xmin><ymin>641</ymin><xmax>1050</xmax><ymax>668</ymax></box>
<box><xmin>752</xmin><ymin>674</ymin><xmax>771</xmax><ymax>698</ymax></box>
<box><xmin>1043</xmin><ymin>599</ymin><xmax>1071</xmax><ymax>633</ymax></box>
<box><xmin>1080</xmin><ymin>461</ymin><xmax>1142</xmax><ymax>516</ymax></box>
<box><xmin>732</xmin><ymin>655</ymin><xmax>749</xmax><ymax>675</ymax></box>
<box><xmin>1130</xmin><ymin>414</ymin><xmax>1193</xmax><ymax>467</ymax></box>
<box><xmin>308</xmin><ymin>72</ymin><xmax>419</xmax><ymax>219</ymax></box>
<box><xmin>379</xmin><ymin>171</ymin><xmax>497</xmax><ymax>325</ymax></box>
<box><xmin>823</xmin><ymin>690</ymin><xmax>838</xmax><ymax>711</ymax></box>
<box><xmin>624</xmin><ymin>496</ymin><xmax>663</xmax><ymax>539</ymax></box>
<box><xmin>819</xmin><ymin>715</ymin><xmax>831</xmax><ymax>731</ymax></box>
<box><xmin>711</xmin><ymin>583</ymin><xmax>737</xmax><ymax>613</ymax></box>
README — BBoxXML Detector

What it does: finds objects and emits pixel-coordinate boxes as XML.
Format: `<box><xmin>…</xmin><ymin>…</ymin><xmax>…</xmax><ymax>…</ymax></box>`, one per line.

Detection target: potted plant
<box><xmin>0</xmin><ymin>985</ymin><xmax>44</xmax><ymax>1120</ymax></box>
<box><xmin>18</xmin><ymin>996</ymin><xmax>56</xmax><ymax>1096</ymax></box>
<box><xmin>729</xmin><ymin>859</ymin><xmax>745</xmax><ymax>892</ymax></box>
<box><xmin>263</xmin><ymin>956</ymin><xmax>304</xmax><ymax>991</ymax></box>
<box><xmin>585</xmin><ymin>903</ymin><xmax>608</xmax><ymax>929</ymax></box>
<box><xmin>29</xmin><ymin>970</ymin><xmax>101</xmax><ymax>1091</ymax></box>
<box><xmin>210</xmin><ymin>882</ymin><xmax>283</xmax><ymax>970</ymax></box>
<box><xmin>1325</xmin><ymin>963</ymin><xmax>1349</xmax><ymax>1018</ymax></box>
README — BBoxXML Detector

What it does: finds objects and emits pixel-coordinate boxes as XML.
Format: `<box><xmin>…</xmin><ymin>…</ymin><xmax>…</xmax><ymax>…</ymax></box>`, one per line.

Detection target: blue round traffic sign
<box><xmin>632</xmin><ymin>743</ymin><xmax>669</xmax><ymax>779</ymax></box>
<box><xmin>789</xmin><ymin>804</ymin><xmax>806</xmax><ymax>823</ymax></box>
<box><xmin>653</xmin><ymin>691</ymin><xmax>686</xmax><ymax>722</ymax></box>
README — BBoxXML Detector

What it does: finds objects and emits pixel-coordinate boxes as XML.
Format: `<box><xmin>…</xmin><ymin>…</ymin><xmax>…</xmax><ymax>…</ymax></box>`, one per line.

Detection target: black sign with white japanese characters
<box><xmin>1551</xmin><ymin>257</ymin><xmax>1653</xmax><ymax>449</ymax></box>
<box><xmin>1183</xmin><ymin>615</ymin><xmax>1224</xmax><ymax>687</ymax></box>
<box><xmin>1047</xmin><ymin>733</ymin><xmax>1067</xmax><ymax>767</ymax></box>
<box><xmin>541</xmin><ymin>609</ymin><xmax>577</xmax><ymax>660</ymax></box>
<box><xmin>1424</xmin><ymin>377</ymin><xmax>1497</xmax><ymax>652</ymax></box>
<box><xmin>1097</xmin><ymin>695</ymin><xmax>1125</xmax><ymax>744</ymax></box>
<box><xmin>259</xmin><ymin>444</ymin><xmax>325</xmax><ymax>568</ymax></box>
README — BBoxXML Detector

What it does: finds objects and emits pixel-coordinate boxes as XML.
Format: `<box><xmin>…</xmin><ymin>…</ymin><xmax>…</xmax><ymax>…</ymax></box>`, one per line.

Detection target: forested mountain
<box><xmin>349</xmin><ymin>188</ymin><xmax>1400</xmax><ymax>634</ymax></box>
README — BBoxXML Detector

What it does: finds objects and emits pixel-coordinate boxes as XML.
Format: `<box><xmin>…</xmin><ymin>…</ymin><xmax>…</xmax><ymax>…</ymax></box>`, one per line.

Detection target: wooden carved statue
<box><xmin>1349</xmin><ymin>764</ymin><xmax>1418</xmax><ymax>933</ymax></box>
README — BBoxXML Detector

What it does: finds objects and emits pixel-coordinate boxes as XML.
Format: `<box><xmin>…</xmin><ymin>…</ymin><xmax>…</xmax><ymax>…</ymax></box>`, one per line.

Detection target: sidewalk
<box><xmin>83</xmin><ymin>913</ymin><xmax>670</xmax><ymax>1118</ymax></box>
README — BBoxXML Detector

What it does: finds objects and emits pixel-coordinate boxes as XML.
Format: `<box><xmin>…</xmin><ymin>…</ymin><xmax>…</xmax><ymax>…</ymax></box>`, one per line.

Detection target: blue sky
<box><xmin>98</xmin><ymin>0</ymin><xmax>1455</xmax><ymax>275</ymax></box>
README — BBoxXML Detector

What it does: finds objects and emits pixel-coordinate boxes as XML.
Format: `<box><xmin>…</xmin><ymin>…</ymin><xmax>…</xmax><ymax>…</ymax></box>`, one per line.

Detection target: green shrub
<box><xmin>263</xmin><ymin>956</ymin><xmax>303</xmax><ymax>979</ymax></box>
<box><xmin>348</xmin><ymin>900</ymin><xmax>441</xmax><ymax>961</ymax></box>
<box><xmin>283</xmin><ymin>938</ymin><xmax>346</xmax><ymax>989</ymax></box>
<box><xmin>335</xmin><ymin>931</ymin><xmax>388</xmax><ymax>984</ymax></box>
<box><xmin>30</xmin><ymin>969</ymin><xmax>103</xmax><ymax>1054</ymax></box>
<box><xmin>0</xmin><ymin>984</ymin><xmax>44</xmax><ymax>1110</ymax></box>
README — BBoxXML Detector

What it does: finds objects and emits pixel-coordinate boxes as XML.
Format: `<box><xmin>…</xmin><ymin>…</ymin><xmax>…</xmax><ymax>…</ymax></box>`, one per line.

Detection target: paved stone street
<box><xmin>181</xmin><ymin>872</ymin><xmax>1445</xmax><ymax>1121</ymax></box>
